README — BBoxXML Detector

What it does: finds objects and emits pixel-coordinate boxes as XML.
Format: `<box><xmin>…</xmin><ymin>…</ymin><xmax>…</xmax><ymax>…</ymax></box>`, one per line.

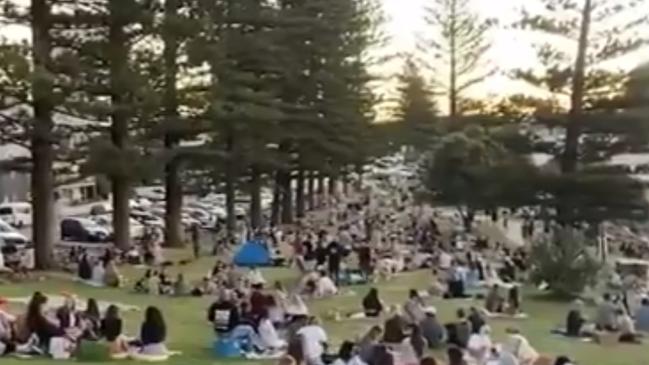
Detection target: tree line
<box><xmin>0</xmin><ymin>0</ymin><xmax>384</xmax><ymax>268</ymax></box>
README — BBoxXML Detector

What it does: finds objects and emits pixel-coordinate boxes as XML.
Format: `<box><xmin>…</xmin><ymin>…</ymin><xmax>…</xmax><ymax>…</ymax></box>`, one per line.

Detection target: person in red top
<box><xmin>249</xmin><ymin>284</ymin><xmax>269</xmax><ymax>321</ymax></box>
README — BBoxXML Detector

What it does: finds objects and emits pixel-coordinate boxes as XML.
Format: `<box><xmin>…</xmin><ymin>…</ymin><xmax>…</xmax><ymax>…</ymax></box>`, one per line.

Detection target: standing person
<box><xmin>327</xmin><ymin>240</ymin><xmax>343</xmax><ymax>285</ymax></box>
<box><xmin>191</xmin><ymin>223</ymin><xmax>201</xmax><ymax>260</ymax></box>
<box><xmin>297</xmin><ymin>317</ymin><xmax>328</xmax><ymax>365</ymax></box>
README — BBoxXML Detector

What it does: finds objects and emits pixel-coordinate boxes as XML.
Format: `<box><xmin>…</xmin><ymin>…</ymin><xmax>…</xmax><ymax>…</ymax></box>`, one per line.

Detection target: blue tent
<box><xmin>233</xmin><ymin>240</ymin><xmax>271</xmax><ymax>267</ymax></box>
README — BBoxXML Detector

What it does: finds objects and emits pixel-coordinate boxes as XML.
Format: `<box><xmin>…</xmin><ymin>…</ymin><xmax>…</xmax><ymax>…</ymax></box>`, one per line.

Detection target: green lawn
<box><xmin>2</xmin><ymin>249</ymin><xmax>649</xmax><ymax>365</ymax></box>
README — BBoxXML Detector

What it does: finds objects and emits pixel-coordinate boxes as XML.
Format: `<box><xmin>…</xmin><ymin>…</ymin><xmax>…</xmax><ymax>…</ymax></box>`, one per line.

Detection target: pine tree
<box><xmin>393</xmin><ymin>56</ymin><xmax>438</xmax><ymax>149</ymax></box>
<box><xmin>515</xmin><ymin>0</ymin><xmax>649</xmax><ymax>172</ymax></box>
<box><xmin>53</xmin><ymin>0</ymin><xmax>158</xmax><ymax>249</ymax></box>
<box><xmin>421</xmin><ymin>0</ymin><xmax>494</xmax><ymax>118</ymax></box>
<box><xmin>0</xmin><ymin>0</ymin><xmax>77</xmax><ymax>268</ymax></box>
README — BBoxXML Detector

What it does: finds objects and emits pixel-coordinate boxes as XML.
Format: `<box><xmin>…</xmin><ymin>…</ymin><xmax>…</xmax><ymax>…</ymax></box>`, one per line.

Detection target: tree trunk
<box><xmin>30</xmin><ymin>0</ymin><xmax>55</xmax><ymax>269</ymax></box>
<box><xmin>342</xmin><ymin>169</ymin><xmax>350</xmax><ymax>196</ymax></box>
<box><xmin>250</xmin><ymin>166</ymin><xmax>262</xmax><ymax>231</ymax></box>
<box><xmin>328</xmin><ymin>174</ymin><xmax>337</xmax><ymax>197</ymax></box>
<box><xmin>296</xmin><ymin>168</ymin><xmax>306</xmax><ymax>218</ymax></box>
<box><xmin>355</xmin><ymin>164</ymin><xmax>363</xmax><ymax>190</ymax></box>
<box><xmin>163</xmin><ymin>0</ymin><xmax>183</xmax><ymax>248</ymax></box>
<box><xmin>270</xmin><ymin>170</ymin><xmax>282</xmax><ymax>226</ymax></box>
<box><xmin>448</xmin><ymin>0</ymin><xmax>458</xmax><ymax>120</ymax></box>
<box><xmin>307</xmin><ymin>170</ymin><xmax>315</xmax><ymax>211</ymax></box>
<box><xmin>108</xmin><ymin>0</ymin><xmax>131</xmax><ymax>250</ymax></box>
<box><xmin>224</xmin><ymin>134</ymin><xmax>236</xmax><ymax>240</ymax></box>
<box><xmin>562</xmin><ymin>0</ymin><xmax>592</xmax><ymax>174</ymax></box>
<box><xmin>317</xmin><ymin>172</ymin><xmax>325</xmax><ymax>207</ymax></box>
<box><xmin>280</xmin><ymin>170</ymin><xmax>293</xmax><ymax>224</ymax></box>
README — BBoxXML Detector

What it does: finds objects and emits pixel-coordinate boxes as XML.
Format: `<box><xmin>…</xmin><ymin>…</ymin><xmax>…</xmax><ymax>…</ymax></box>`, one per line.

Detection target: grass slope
<box><xmin>2</xmin><ymin>249</ymin><xmax>649</xmax><ymax>365</ymax></box>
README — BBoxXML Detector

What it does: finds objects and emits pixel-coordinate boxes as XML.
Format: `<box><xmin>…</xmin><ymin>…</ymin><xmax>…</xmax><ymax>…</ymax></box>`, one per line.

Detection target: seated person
<box><xmin>0</xmin><ymin>298</ymin><xmax>16</xmax><ymax>355</ymax></box>
<box><xmin>81</xmin><ymin>298</ymin><xmax>101</xmax><ymax>340</ymax></box>
<box><xmin>134</xmin><ymin>270</ymin><xmax>156</xmax><ymax>294</ymax></box>
<box><xmin>138</xmin><ymin>306</ymin><xmax>169</xmax><ymax>355</ymax></box>
<box><xmin>634</xmin><ymin>298</ymin><xmax>649</xmax><ymax>333</ymax></box>
<box><xmin>297</xmin><ymin>316</ymin><xmax>328</xmax><ymax>365</ymax></box>
<box><xmin>467</xmin><ymin>307</ymin><xmax>485</xmax><ymax>334</ymax></box>
<box><xmin>420</xmin><ymin>307</ymin><xmax>446</xmax><ymax>349</ymax></box>
<box><xmin>78</xmin><ymin>254</ymin><xmax>92</xmax><ymax>281</ymax></box>
<box><xmin>383</xmin><ymin>306</ymin><xmax>407</xmax><ymax>343</ymax></box>
<box><xmin>484</xmin><ymin>285</ymin><xmax>504</xmax><ymax>313</ymax></box>
<box><xmin>446</xmin><ymin>263</ymin><xmax>468</xmax><ymax>299</ymax></box>
<box><xmin>315</xmin><ymin>272</ymin><xmax>338</xmax><ymax>298</ymax></box>
<box><xmin>173</xmin><ymin>274</ymin><xmax>189</xmax><ymax>296</ymax></box>
<box><xmin>362</xmin><ymin>288</ymin><xmax>384</xmax><ymax>317</ymax></box>
<box><xmin>565</xmin><ymin>300</ymin><xmax>587</xmax><ymax>337</ymax></box>
<box><xmin>446</xmin><ymin>309</ymin><xmax>471</xmax><ymax>349</ymax></box>
<box><xmin>358</xmin><ymin>326</ymin><xmax>382</xmax><ymax>364</ymax></box>
<box><xmin>91</xmin><ymin>260</ymin><xmax>105</xmax><ymax>286</ymax></box>
<box><xmin>595</xmin><ymin>294</ymin><xmax>618</xmax><ymax>331</ymax></box>
<box><xmin>103</xmin><ymin>259</ymin><xmax>122</xmax><ymax>288</ymax></box>
<box><xmin>618</xmin><ymin>309</ymin><xmax>641</xmax><ymax>343</ymax></box>
<box><xmin>502</xmin><ymin>332</ymin><xmax>539</xmax><ymax>365</ymax></box>
<box><xmin>25</xmin><ymin>292</ymin><xmax>66</xmax><ymax>351</ymax></box>
<box><xmin>467</xmin><ymin>325</ymin><xmax>492</xmax><ymax>365</ymax></box>
<box><xmin>101</xmin><ymin>305</ymin><xmax>128</xmax><ymax>356</ymax></box>
<box><xmin>332</xmin><ymin>341</ymin><xmax>365</xmax><ymax>365</ymax></box>
<box><xmin>56</xmin><ymin>294</ymin><xmax>83</xmax><ymax>339</ymax></box>
<box><xmin>403</xmin><ymin>289</ymin><xmax>426</xmax><ymax>324</ymax></box>
<box><xmin>207</xmin><ymin>291</ymin><xmax>240</xmax><ymax>334</ymax></box>
<box><xmin>257</xmin><ymin>309</ymin><xmax>287</xmax><ymax>350</ymax></box>
<box><xmin>505</xmin><ymin>286</ymin><xmax>522</xmax><ymax>315</ymax></box>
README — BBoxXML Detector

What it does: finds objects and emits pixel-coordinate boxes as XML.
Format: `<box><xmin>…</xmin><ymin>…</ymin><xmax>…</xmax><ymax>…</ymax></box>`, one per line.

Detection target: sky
<box><xmin>1</xmin><ymin>0</ymin><xmax>648</xmax><ymax>116</ymax></box>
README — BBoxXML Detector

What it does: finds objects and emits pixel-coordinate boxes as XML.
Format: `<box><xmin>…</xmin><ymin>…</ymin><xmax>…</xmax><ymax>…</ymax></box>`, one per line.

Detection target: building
<box><xmin>0</xmin><ymin>105</ymin><xmax>105</xmax><ymax>205</ymax></box>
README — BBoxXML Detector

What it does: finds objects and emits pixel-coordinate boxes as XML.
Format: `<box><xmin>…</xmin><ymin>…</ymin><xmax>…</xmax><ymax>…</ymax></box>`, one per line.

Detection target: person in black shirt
<box><xmin>207</xmin><ymin>292</ymin><xmax>240</xmax><ymax>333</ymax></box>
<box><xmin>315</xmin><ymin>240</ymin><xmax>328</xmax><ymax>268</ymax></box>
<box><xmin>446</xmin><ymin>309</ymin><xmax>471</xmax><ymax>349</ymax></box>
<box><xmin>139</xmin><ymin>306</ymin><xmax>167</xmax><ymax>354</ymax></box>
<box><xmin>102</xmin><ymin>305</ymin><xmax>128</xmax><ymax>355</ymax></box>
<box><xmin>327</xmin><ymin>240</ymin><xmax>342</xmax><ymax>284</ymax></box>
<box><xmin>467</xmin><ymin>307</ymin><xmax>485</xmax><ymax>335</ymax></box>
<box><xmin>362</xmin><ymin>288</ymin><xmax>383</xmax><ymax>317</ymax></box>
<box><xmin>25</xmin><ymin>292</ymin><xmax>64</xmax><ymax>349</ymax></box>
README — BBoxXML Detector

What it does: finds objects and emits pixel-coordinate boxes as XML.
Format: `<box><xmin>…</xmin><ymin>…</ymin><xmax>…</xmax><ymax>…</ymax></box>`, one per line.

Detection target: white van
<box><xmin>0</xmin><ymin>202</ymin><xmax>32</xmax><ymax>227</ymax></box>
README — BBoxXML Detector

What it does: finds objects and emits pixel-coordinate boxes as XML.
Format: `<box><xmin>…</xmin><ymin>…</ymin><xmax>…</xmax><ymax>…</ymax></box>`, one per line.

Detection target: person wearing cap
<box><xmin>420</xmin><ymin>307</ymin><xmax>445</xmax><ymax>349</ymax></box>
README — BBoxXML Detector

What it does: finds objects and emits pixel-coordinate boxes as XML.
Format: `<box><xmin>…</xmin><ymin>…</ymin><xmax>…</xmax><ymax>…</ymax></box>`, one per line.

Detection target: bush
<box><xmin>530</xmin><ymin>227</ymin><xmax>602</xmax><ymax>299</ymax></box>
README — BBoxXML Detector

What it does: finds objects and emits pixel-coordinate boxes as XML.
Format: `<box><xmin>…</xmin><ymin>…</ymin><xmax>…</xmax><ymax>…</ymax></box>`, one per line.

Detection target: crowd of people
<box><xmin>0</xmin><ymin>292</ymin><xmax>170</xmax><ymax>360</ymax></box>
<box><xmin>3</xmin><ymin>174</ymin><xmax>643</xmax><ymax>365</ymax></box>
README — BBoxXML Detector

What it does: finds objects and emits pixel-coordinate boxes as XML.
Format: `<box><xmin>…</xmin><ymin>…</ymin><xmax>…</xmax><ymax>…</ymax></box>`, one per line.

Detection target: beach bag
<box><xmin>76</xmin><ymin>341</ymin><xmax>111</xmax><ymax>362</ymax></box>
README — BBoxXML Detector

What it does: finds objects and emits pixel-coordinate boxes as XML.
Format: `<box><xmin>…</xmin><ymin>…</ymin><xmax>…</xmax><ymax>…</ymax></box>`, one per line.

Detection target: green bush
<box><xmin>530</xmin><ymin>227</ymin><xmax>602</xmax><ymax>299</ymax></box>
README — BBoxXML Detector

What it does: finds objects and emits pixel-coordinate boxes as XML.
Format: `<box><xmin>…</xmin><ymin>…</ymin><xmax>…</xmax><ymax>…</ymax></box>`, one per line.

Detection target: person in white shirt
<box><xmin>297</xmin><ymin>317</ymin><xmax>328</xmax><ymax>365</ymax></box>
<box><xmin>257</xmin><ymin>310</ymin><xmax>286</xmax><ymax>350</ymax></box>
<box><xmin>315</xmin><ymin>272</ymin><xmax>338</xmax><ymax>298</ymax></box>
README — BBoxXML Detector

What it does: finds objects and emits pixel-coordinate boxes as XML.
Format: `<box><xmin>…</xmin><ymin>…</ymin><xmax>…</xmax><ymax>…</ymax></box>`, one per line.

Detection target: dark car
<box><xmin>60</xmin><ymin>218</ymin><xmax>111</xmax><ymax>242</ymax></box>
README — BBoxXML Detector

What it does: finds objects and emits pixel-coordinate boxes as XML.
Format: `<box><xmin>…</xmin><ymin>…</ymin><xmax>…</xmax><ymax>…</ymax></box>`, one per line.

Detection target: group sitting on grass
<box><xmin>0</xmin><ymin>292</ymin><xmax>174</xmax><ymax>360</ymax></box>
<box><xmin>203</xmin><ymin>276</ymin><xmax>577</xmax><ymax>365</ymax></box>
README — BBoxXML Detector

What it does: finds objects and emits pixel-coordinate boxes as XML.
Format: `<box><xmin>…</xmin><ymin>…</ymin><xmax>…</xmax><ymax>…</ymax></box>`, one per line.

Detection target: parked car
<box><xmin>0</xmin><ymin>219</ymin><xmax>29</xmax><ymax>246</ymax></box>
<box><xmin>90</xmin><ymin>214</ymin><xmax>145</xmax><ymax>240</ymax></box>
<box><xmin>0</xmin><ymin>202</ymin><xmax>32</xmax><ymax>227</ymax></box>
<box><xmin>131</xmin><ymin>211</ymin><xmax>164</xmax><ymax>228</ymax></box>
<box><xmin>60</xmin><ymin>218</ymin><xmax>111</xmax><ymax>242</ymax></box>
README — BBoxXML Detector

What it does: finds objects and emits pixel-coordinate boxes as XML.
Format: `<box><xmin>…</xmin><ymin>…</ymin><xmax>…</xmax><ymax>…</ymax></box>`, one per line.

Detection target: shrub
<box><xmin>530</xmin><ymin>227</ymin><xmax>602</xmax><ymax>299</ymax></box>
